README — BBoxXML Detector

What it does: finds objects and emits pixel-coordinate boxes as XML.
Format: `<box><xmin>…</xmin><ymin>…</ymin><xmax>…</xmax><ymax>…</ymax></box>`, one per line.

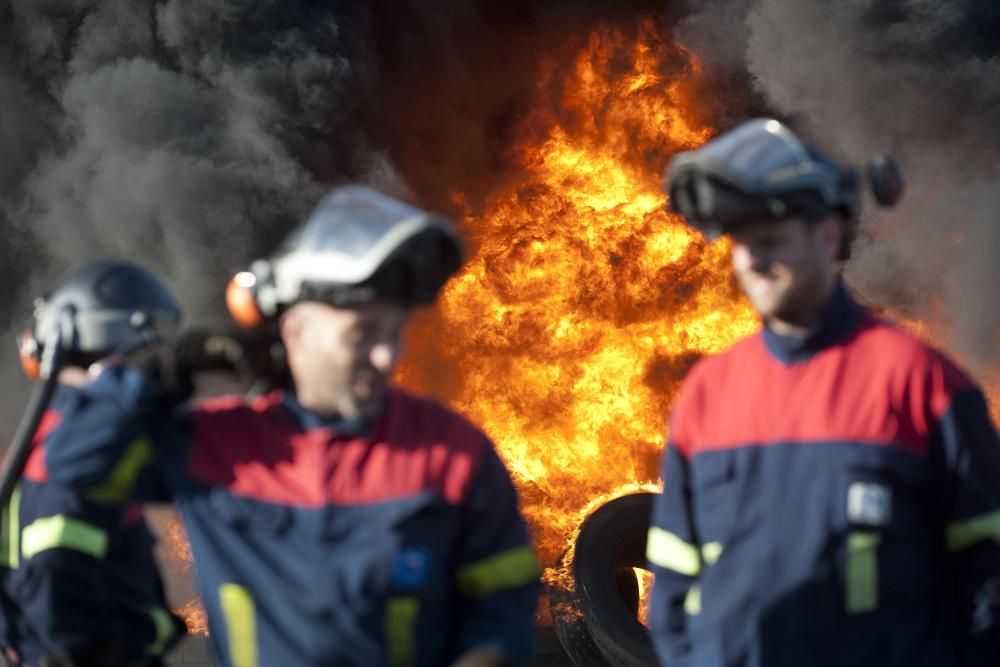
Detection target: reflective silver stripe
<box><xmin>647</xmin><ymin>527</ymin><xmax>701</xmax><ymax>576</ymax></box>
<box><xmin>146</xmin><ymin>607</ymin><xmax>175</xmax><ymax>656</ymax></box>
<box><xmin>701</xmin><ymin>541</ymin><xmax>723</xmax><ymax>565</ymax></box>
<box><xmin>946</xmin><ymin>509</ymin><xmax>1000</xmax><ymax>551</ymax></box>
<box><xmin>683</xmin><ymin>585</ymin><xmax>701</xmax><ymax>615</ymax></box>
<box><xmin>20</xmin><ymin>515</ymin><xmax>108</xmax><ymax>561</ymax></box>
<box><xmin>647</xmin><ymin>527</ymin><xmax>723</xmax><ymax>576</ymax></box>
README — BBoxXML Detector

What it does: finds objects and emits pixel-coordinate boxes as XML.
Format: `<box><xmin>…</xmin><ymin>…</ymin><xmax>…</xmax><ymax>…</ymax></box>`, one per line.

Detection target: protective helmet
<box><xmin>665</xmin><ymin>118</ymin><xmax>903</xmax><ymax>250</ymax></box>
<box><xmin>226</xmin><ymin>185</ymin><xmax>465</xmax><ymax>327</ymax></box>
<box><xmin>19</xmin><ymin>260</ymin><xmax>181</xmax><ymax>378</ymax></box>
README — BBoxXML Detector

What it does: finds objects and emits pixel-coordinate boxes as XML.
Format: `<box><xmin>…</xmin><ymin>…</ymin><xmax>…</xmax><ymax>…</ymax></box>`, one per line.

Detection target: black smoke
<box><xmin>0</xmin><ymin>1</ymin><xmax>696</xmax><ymax>429</ymax></box>
<box><xmin>672</xmin><ymin>0</ymin><xmax>1000</xmax><ymax>367</ymax></box>
<box><xmin>0</xmin><ymin>1</ymin><xmax>390</xmax><ymax>429</ymax></box>
<box><xmin>2</xmin><ymin>0</ymin><xmax>998</xmax><ymax>438</ymax></box>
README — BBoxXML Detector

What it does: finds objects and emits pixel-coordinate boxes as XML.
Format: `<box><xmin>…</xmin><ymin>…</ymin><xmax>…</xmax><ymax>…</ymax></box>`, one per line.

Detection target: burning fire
<box><xmin>159</xmin><ymin>512</ymin><xmax>208</xmax><ymax>634</ymax></box>
<box><xmin>399</xmin><ymin>16</ymin><xmax>756</xmax><ymax>612</ymax></box>
<box><xmin>177</xmin><ymin>598</ymin><xmax>209</xmax><ymax>635</ymax></box>
<box><xmin>160</xmin><ymin>16</ymin><xmax>752</xmax><ymax>631</ymax></box>
<box><xmin>635</xmin><ymin>567</ymin><xmax>655</xmax><ymax>627</ymax></box>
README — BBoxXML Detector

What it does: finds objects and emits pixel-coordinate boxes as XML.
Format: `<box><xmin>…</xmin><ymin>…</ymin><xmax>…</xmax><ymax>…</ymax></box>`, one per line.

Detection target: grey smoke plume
<box><xmin>0</xmin><ymin>1</ymin><xmax>396</xmax><ymax>431</ymax></box>
<box><xmin>673</xmin><ymin>0</ymin><xmax>1000</xmax><ymax>368</ymax></box>
<box><xmin>3</xmin><ymin>0</ymin><xmax>997</xmax><ymax>439</ymax></box>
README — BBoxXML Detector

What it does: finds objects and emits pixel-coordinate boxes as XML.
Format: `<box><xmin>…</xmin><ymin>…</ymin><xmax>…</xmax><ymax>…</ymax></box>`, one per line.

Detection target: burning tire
<box><xmin>550</xmin><ymin>492</ymin><xmax>657</xmax><ymax>667</ymax></box>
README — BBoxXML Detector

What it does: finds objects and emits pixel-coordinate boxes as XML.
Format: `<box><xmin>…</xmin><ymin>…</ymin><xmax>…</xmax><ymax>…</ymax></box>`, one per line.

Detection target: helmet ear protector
<box><xmin>18</xmin><ymin>296</ymin><xmax>75</xmax><ymax>381</ymax></box>
<box><xmin>225</xmin><ymin>260</ymin><xmax>279</xmax><ymax>329</ymax></box>
<box><xmin>18</xmin><ymin>300</ymin><xmax>46</xmax><ymax>380</ymax></box>
<box><xmin>17</xmin><ymin>261</ymin><xmax>182</xmax><ymax>379</ymax></box>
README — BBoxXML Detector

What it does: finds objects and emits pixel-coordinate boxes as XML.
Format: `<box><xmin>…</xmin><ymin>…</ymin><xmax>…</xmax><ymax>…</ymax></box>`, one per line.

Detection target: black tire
<box><xmin>549</xmin><ymin>493</ymin><xmax>658</xmax><ymax>667</ymax></box>
<box><xmin>550</xmin><ymin>576</ymin><xmax>617</xmax><ymax>667</ymax></box>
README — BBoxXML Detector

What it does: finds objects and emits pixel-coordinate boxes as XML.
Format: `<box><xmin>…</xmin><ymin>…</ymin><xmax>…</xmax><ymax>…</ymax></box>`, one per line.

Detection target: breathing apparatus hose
<box><xmin>0</xmin><ymin>311</ymin><xmax>70</xmax><ymax>514</ymax></box>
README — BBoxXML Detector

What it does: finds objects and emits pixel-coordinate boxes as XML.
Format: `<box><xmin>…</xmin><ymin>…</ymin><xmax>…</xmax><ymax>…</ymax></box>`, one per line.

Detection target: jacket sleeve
<box><xmin>932</xmin><ymin>385</ymin><xmax>1000</xmax><ymax>665</ymax></box>
<box><xmin>5</xmin><ymin>479</ymin><xmax>124</xmax><ymax>665</ymax></box>
<box><xmin>43</xmin><ymin>366</ymin><xmax>173</xmax><ymax>504</ymax></box>
<box><xmin>647</xmin><ymin>441</ymin><xmax>698</xmax><ymax>667</ymax></box>
<box><xmin>452</xmin><ymin>441</ymin><xmax>541</xmax><ymax>666</ymax></box>
<box><xmin>107</xmin><ymin>514</ymin><xmax>187</xmax><ymax>659</ymax></box>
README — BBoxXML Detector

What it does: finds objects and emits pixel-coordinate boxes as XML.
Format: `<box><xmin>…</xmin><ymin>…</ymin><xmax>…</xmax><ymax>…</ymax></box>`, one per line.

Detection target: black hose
<box><xmin>0</xmin><ymin>322</ymin><xmax>67</xmax><ymax>513</ymax></box>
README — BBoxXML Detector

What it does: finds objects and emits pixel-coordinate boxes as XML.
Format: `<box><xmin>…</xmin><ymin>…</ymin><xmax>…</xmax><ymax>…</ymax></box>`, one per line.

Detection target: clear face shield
<box><xmin>266</xmin><ymin>186</ymin><xmax>466</xmax><ymax>311</ymax></box>
<box><xmin>664</xmin><ymin>119</ymin><xmax>903</xmax><ymax>243</ymax></box>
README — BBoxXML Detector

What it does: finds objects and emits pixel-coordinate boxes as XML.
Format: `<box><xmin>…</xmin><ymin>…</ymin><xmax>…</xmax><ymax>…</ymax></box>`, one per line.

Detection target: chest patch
<box><xmin>391</xmin><ymin>547</ymin><xmax>431</xmax><ymax>590</ymax></box>
<box><xmin>847</xmin><ymin>482</ymin><xmax>892</xmax><ymax>526</ymax></box>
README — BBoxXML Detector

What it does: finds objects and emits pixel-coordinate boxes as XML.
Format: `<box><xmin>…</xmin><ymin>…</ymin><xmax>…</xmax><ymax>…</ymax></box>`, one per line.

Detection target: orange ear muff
<box><xmin>226</xmin><ymin>273</ymin><xmax>263</xmax><ymax>328</ymax></box>
<box><xmin>18</xmin><ymin>330</ymin><xmax>41</xmax><ymax>380</ymax></box>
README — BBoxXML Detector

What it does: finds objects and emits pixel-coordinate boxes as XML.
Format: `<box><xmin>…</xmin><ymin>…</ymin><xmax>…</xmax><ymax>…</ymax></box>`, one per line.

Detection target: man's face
<box><xmin>729</xmin><ymin>216</ymin><xmax>840</xmax><ymax>325</ymax></box>
<box><xmin>281</xmin><ymin>300</ymin><xmax>410</xmax><ymax>419</ymax></box>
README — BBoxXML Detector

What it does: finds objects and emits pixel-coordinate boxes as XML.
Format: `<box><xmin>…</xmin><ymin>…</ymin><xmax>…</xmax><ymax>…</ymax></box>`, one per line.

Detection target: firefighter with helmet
<box><xmin>648</xmin><ymin>118</ymin><xmax>1000</xmax><ymax>666</ymax></box>
<box><xmin>42</xmin><ymin>186</ymin><xmax>541</xmax><ymax>667</ymax></box>
<box><xmin>1</xmin><ymin>261</ymin><xmax>186</xmax><ymax>666</ymax></box>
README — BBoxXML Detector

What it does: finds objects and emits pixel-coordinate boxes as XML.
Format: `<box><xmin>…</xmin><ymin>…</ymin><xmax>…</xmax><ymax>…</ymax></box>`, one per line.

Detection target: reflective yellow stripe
<box><xmin>86</xmin><ymin>436</ymin><xmax>154</xmax><ymax>503</ymax></box>
<box><xmin>683</xmin><ymin>585</ymin><xmax>701</xmax><ymax>615</ymax></box>
<box><xmin>220</xmin><ymin>584</ymin><xmax>257</xmax><ymax>667</ymax></box>
<box><xmin>1</xmin><ymin>486</ymin><xmax>21</xmax><ymax>568</ymax></box>
<box><xmin>456</xmin><ymin>545</ymin><xmax>540</xmax><ymax>597</ymax></box>
<box><xmin>646</xmin><ymin>527</ymin><xmax>701</xmax><ymax>576</ymax></box>
<box><xmin>385</xmin><ymin>596</ymin><xmax>419</xmax><ymax>667</ymax></box>
<box><xmin>21</xmin><ymin>515</ymin><xmax>108</xmax><ymax>560</ymax></box>
<box><xmin>845</xmin><ymin>532</ymin><xmax>880</xmax><ymax>614</ymax></box>
<box><xmin>701</xmin><ymin>541</ymin><xmax>723</xmax><ymax>566</ymax></box>
<box><xmin>946</xmin><ymin>509</ymin><xmax>1000</xmax><ymax>551</ymax></box>
<box><xmin>146</xmin><ymin>606</ymin><xmax>176</xmax><ymax>656</ymax></box>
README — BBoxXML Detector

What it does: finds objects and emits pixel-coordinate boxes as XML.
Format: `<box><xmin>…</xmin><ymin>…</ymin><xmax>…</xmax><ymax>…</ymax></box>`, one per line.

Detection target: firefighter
<box><xmin>43</xmin><ymin>186</ymin><xmax>541</xmax><ymax>667</ymax></box>
<box><xmin>1</xmin><ymin>261</ymin><xmax>186</xmax><ymax>666</ymax></box>
<box><xmin>648</xmin><ymin>118</ymin><xmax>1000</xmax><ymax>666</ymax></box>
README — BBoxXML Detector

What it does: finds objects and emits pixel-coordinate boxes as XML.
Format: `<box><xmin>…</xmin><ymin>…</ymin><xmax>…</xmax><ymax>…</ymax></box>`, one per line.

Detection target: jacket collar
<box><xmin>280</xmin><ymin>391</ymin><xmax>375</xmax><ymax>437</ymax></box>
<box><xmin>761</xmin><ymin>280</ymin><xmax>863</xmax><ymax>364</ymax></box>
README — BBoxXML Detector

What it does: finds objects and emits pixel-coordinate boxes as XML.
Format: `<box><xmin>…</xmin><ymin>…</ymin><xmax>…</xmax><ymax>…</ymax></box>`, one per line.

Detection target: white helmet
<box><xmin>226</xmin><ymin>185</ymin><xmax>465</xmax><ymax>327</ymax></box>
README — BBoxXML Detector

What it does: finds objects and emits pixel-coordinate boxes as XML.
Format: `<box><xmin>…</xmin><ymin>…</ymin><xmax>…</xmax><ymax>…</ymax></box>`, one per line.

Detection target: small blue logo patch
<box><xmin>391</xmin><ymin>548</ymin><xmax>431</xmax><ymax>589</ymax></box>
<box><xmin>847</xmin><ymin>482</ymin><xmax>892</xmax><ymax>526</ymax></box>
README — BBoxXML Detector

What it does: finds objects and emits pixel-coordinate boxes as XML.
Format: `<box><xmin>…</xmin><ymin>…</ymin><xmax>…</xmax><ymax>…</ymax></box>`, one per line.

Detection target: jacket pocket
<box><xmin>206</xmin><ymin>487</ymin><xmax>292</xmax><ymax>535</ymax></box>
<box><xmin>690</xmin><ymin>452</ymin><xmax>741</xmax><ymax>544</ymax></box>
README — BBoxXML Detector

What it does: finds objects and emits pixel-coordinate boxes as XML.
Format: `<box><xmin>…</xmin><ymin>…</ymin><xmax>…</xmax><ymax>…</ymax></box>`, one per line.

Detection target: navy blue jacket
<box><xmin>45</xmin><ymin>371</ymin><xmax>540</xmax><ymax>667</ymax></box>
<box><xmin>648</xmin><ymin>283</ymin><xmax>1000</xmax><ymax>666</ymax></box>
<box><xmin>0</xmin><ymin>394</ymin><xmax>184</xmax><ymax>666</ymax></box>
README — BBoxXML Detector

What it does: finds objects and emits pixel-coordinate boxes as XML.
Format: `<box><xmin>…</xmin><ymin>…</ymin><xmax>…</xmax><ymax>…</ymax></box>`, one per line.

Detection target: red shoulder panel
<box><xmin>22</xmin><ymin>409</ymin><xmax>63</xmax><ymax>483</ymax></box>
<box><xmin>122</xmin><ymin>503</ymin><xmax>145</xmax><ymax>527</ymax></box>
<box><xmin>185</xmin><ymin>389</ymin><xmax>486</xmax><ymax>507</ymax></box>
<box><xmin>672</xmin><ymin>318</ymin><xmax>973</xmax><ymax>457</ymax></box>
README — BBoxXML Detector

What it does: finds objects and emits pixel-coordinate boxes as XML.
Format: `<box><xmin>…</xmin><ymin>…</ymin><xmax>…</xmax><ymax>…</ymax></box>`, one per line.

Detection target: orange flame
<box><xmin>176</xmin><ymin>598</ymin><xmax>209</xmax><ymax>635</ymax></box>
<box><xmin>160</xmin><ymin>15</ymin><xmax>756</xmax><ymax>632</ymax></box>
<box><xmin>636</xmin><ymin>567</ymin><xmax>655</xmax><ymax>628</ymax></box>
<box><xmin>162</xmin><ymin>513</ymin><xmax>193</xmax><ymax>567</ymax></box>
<box><xmin>400</xmin><ymin>17</ymin><xmax>756</xmax><ymax>605</ymax></box>
<box><xmin>161</xmin><ymin>513</ymin><xmax>208</xmax><ymax>635</ymax></box>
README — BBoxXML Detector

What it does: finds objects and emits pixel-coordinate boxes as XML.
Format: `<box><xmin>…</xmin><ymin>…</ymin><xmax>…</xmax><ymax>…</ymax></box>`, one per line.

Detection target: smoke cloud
<box><xmin>673</xmin><ymin>0</ymin><xmax>1000</xmax><ymax>368</ymax></box>
<box><xmin>2</xmin><ymin>0</ymin><xmax>998</xmax><ymax>438</ymax></box>
<box><xmin>0</xmin><ymin>1</ymin><xmax>389</xmax><ymax>430</ymax></box>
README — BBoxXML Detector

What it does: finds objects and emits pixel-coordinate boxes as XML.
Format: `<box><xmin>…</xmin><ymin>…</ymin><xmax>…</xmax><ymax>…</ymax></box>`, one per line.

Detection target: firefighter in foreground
<box><xmin>44</xmin><ymin>186</ymin><xmax>541</xmax><ymax>667</ymax></box>
<box><xmin>648</xmin><ymin>119</ymin><xmax>1000</xmax><ymax>666</ymax></box>
<box><xmin>1</xmin><ymin>261</ymin><xmax>185</xmax><ymax>666</ymax></box>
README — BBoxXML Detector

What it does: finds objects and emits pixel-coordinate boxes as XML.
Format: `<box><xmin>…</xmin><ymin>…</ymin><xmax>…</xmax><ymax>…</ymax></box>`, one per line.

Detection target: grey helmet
<box><xmin>228</xmin><ymin>185</ymin><xmax>465</xmax><ymax>326</ymax></box>
<box><xmin>665</xmin><ymin>118</ymin><xmax>903</xmax><ymax>250</ymax></box>
<box><xmin>22</xmin><ymin>260</ymin><xmax>181</xmax><ymax>370</ymax></box>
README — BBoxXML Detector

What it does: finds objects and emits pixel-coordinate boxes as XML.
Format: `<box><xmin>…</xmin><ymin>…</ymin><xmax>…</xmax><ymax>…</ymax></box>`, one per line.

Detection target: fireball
<box><xmin>398</xmin><ymin>18</ymin><xmax>756</xmax><ymax>593</ymax></box>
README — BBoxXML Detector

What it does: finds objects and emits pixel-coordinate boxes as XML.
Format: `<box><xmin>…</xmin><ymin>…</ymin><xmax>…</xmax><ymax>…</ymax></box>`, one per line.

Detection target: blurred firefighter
<box><xmin>0</xmin><ymin>261</ymin><xmax>186</xmax><ymax>666</ymax></box>
<box><xmin>42</xmin><ymin>186</ymin><xmax>541</xmax><ymax>667</ymax></box>
<box><xmin>647</xmin><ymin>118</ymin><xmax>1000</xmax><ymax>666</ymax></box>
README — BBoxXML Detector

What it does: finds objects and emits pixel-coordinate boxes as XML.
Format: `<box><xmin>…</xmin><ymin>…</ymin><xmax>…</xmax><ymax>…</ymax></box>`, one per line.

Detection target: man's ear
<box><xmin>819</xmin><ymin>215</ymin><xmax>843</xmax><ymax>261</ymax></box>
<box><xmin>278</xmin><ymin>306</ymin><xmax>301</xmax><ymax>347</ymax></box>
